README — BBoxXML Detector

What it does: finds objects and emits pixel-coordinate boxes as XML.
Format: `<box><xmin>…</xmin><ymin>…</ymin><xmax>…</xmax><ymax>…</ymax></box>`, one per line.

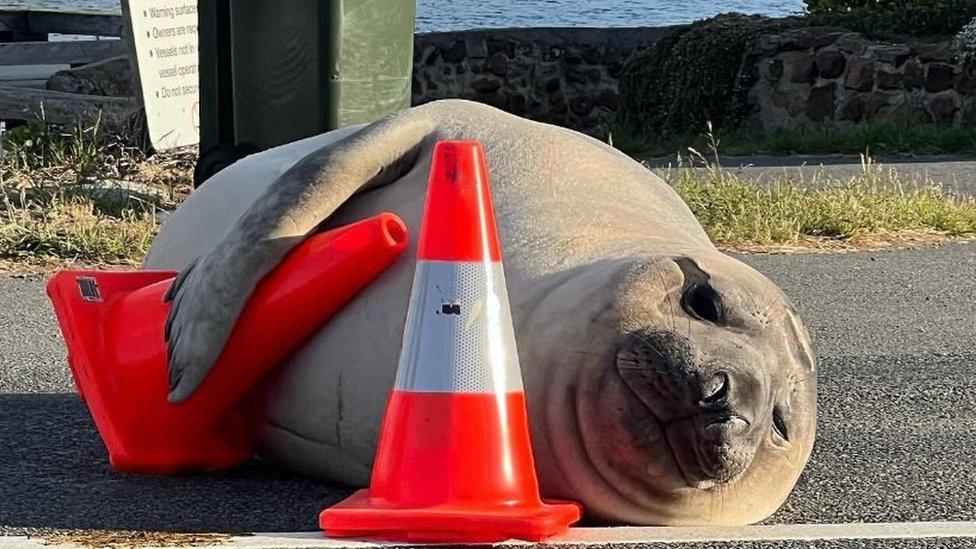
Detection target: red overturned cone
<box><xmin>47</xmin><ymin>213</ymin><xmax>409</xmax><ymax>474</ymax></box>
<box><xmin>319</xmin><ymin>141</ymin><xmax>581</xmax><ymax>543</ymax></box>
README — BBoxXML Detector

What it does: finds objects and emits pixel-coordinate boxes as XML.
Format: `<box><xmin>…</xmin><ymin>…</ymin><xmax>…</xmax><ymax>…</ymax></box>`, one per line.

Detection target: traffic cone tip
<box><xmin>417</xmin><ymin>140</ymin><xmax>502</xmax><ymax>263</ymax></box>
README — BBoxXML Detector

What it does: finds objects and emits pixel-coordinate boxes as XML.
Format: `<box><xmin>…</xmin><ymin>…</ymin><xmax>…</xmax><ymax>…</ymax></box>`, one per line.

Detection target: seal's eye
<box><xmin>772</xmin><ymin>405</ymin><xmax>789</xmax><ymax>441</ymax></box>
<box><xmin>682</xmin><ymin>283</ymin><xmax>724</xmax><ymax>324</ymax></box>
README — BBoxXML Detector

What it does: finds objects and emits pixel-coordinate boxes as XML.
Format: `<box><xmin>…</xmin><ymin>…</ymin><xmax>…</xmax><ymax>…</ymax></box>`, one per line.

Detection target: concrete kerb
<box><xmin>5</xmin><ymin>522</ymin><xmax>976</xmax><ymax>548</ymax></box>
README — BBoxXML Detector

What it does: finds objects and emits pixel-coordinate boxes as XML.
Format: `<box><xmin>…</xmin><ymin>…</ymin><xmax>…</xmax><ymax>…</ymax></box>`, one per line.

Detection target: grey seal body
<box><xmin>147</xmin><ymin>100</ymin><xmax>817</xmax><ymax>525</ymax></box>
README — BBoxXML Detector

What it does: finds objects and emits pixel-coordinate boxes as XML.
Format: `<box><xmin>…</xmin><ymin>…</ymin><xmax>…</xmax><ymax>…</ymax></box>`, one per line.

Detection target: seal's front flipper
<box><xmin>165</xmin><ymin>249</ymin><xmax>236</xmax><ymax>403</ymax></box>
<box><xmin>164</xmin><ymin>108</ymin><xmax>433</xmax><ymax>403</ymax></box>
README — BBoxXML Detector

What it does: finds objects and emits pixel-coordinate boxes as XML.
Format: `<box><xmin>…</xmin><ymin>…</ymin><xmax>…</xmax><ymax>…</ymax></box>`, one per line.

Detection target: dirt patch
<box><xmin>35</xmin><ymin>530</ymin><xmax>232</xmax><ymax>548</ymax></box>
<box><xmin>0</xmin><ymin>258</ymin><xmax>143</xmax><ymax>277</ymax></box>
<box><xmin>722</xmin><ymin>229</ymin><xmax>973</xmax><ymax>254</ymax></box>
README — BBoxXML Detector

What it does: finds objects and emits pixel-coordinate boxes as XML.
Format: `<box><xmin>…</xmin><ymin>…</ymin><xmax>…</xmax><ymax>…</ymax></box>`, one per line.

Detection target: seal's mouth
<box><xmin>663</xmin><ymin>421</ymin><xmax>718</xmax><ymax>490</ymax></box>
<box><xmin>615</xmin><ymin>349</ymin><xmax>755</xmax><ymax>490</ymax></box>
<box><xmin>665</xmin><ymin>413</ymin><xmax>753</xmax><ymax>489</ymax></box>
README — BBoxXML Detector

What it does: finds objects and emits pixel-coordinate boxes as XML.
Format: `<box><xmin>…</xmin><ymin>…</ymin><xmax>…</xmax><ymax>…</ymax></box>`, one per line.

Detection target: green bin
<box><xmin>194</xmin><ymin>0</ymin><xmax>415</xmax><ymax>185</ymax></box>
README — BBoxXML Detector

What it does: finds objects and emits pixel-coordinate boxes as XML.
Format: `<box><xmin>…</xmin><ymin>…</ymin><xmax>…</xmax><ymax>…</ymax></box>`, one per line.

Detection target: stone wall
<box><xmin>41</xmin><ymin>24</ymin><xmax>974</xmax><ymax>136</ymax></box>
<box><xmin>413</xmin><ymin>24</ymin><xmax>976</xmax><ymax>136</ymax></box>
<box><xmin>745</xmin><ymin>26</ymin><xmax>976</xmax><ymax>131</ymax></box>
<box><xmin>412</xmin><ymin>27</ymin><xmax>674</xmax><ymax>134</ymax></box>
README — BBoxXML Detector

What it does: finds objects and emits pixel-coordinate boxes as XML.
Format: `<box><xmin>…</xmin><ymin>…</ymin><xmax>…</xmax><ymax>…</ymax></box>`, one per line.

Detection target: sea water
<box><xmin>7</xmin><ymin>0</ymin><xmax>805</xmax><ymax>31</ymax></box>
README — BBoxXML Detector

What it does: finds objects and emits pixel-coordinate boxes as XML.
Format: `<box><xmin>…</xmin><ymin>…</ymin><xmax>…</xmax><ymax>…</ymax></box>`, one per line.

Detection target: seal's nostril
<box><xmin>700</xmin><ymin>371</ymin><xmax>729</xmax><ymax>404</ymax></box>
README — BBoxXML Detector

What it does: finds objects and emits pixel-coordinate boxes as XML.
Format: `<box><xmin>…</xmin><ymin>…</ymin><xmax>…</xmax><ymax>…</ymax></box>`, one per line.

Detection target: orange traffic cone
<box><xmin>319</xmin><ymin>141</ymin><xmax>581</xmax><ymax>543</ymax></box>
<box><xmin>47</xmin><ymin>213</ymin><xmax>409</xmax><ymax>473</ymax></box>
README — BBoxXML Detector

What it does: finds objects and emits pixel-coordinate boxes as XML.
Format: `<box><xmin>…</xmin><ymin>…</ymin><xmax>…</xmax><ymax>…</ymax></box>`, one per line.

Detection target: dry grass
<box><xmin>2</xmin><ymin>119</ymin><xmax>975</xmax><ymax>274</ymax></box>
<box><xmin>0</xmin><ymin>118</ymin><xmax>193</xmax><ymax>273</ymax></box>
<box><xmin>659</xmin><ymin>134</ymin><xmax>976</xmax><ymax>253</ymax></box>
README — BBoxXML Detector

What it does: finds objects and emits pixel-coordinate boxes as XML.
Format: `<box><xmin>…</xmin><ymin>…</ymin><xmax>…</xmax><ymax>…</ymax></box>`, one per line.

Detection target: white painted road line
<box><xmin>548</xmin><ymin>522</ymin><xmax>976</xmax><ymax>544</ymax></box>
<box><xmin>5</xmin><ymin>522</ymin><xmax>976</xmax><ymax>548</ymax></box>
<box><xmin>0</xmin><ymin>538</ymin><xmax>37</xmax><ymax>549</ymax></box>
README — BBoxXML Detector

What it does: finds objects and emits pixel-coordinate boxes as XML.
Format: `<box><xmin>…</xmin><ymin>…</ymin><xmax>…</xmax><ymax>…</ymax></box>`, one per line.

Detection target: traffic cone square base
<box><xmin>321</xmin><ymin>390</ymin><xmax>581</xmax><ymax>542</ymax></box>
<box><xmin>48</xmin><ymin>270</ymin><xmax>253</xmax><ymax>472</ymax></box>
<box><xmin>321</xmin><ymin>489</ymin><xmax>580</xmax><ymax>543</ymax></box>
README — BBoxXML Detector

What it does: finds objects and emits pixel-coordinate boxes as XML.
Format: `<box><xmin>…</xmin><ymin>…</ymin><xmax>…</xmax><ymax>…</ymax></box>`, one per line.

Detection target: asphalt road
<box><xmin>1</xmin><ymin>242</ymin><xmax>975</xmax><ymax>545</ymax></box>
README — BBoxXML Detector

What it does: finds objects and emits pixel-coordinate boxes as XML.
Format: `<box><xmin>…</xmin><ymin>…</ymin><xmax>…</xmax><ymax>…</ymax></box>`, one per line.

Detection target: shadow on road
<box><xmin>0</xmin><ymin>394</ymin><xmax>348</xmax><ymax>533</ymax></box>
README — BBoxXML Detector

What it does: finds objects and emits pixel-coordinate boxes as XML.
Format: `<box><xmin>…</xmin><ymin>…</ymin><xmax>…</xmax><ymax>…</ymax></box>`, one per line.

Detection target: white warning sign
<box><xmin>124</xmin><ymin>0</ymin><xmax>200</xmax><ymax>150</ymax></box>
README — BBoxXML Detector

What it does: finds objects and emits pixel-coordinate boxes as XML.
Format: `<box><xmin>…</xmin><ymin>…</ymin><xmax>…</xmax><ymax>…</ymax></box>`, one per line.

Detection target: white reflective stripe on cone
<box><xmin>395</xmin><ymin>259</ymin><xmax>523</xmax><ymax>393</ymax></box>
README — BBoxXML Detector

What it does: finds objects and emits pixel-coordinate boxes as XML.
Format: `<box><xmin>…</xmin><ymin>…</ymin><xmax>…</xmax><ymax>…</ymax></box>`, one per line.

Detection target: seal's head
<box><xmin>528</xmin><ymin>251</ymin><xmax>817</xmax><ymax>525</ymax></box>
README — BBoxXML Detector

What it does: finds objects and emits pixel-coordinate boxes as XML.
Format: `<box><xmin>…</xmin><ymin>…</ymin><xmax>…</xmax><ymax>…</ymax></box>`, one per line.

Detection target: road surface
<box><xmin>1</xmin><ymin>242</ymin><xmax>975</xmax><ymax>546</ymax></box>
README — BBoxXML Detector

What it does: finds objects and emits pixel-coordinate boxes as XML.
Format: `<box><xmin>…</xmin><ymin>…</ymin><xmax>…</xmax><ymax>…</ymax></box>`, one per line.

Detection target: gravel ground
<box><xmin>0</xmin><ymin>277</ymin><xmax>70</xmax><ymax>394</ymax></box>
<box><xmin>1</xmin><ymin>242</ymin><xmax>974</xmax><ymax>546</ymax></box>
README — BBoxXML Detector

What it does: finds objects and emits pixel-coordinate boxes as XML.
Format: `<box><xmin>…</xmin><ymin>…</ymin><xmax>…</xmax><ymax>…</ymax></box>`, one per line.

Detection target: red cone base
<box><xmin>320</xmin><ymin>392</ymin><xmax>581</xmax><ymax>543</ymax></box>
<box><xmin>323</xmin><ymin>491</ymin><xmax>580</xmax><ymax>543</ymax></box>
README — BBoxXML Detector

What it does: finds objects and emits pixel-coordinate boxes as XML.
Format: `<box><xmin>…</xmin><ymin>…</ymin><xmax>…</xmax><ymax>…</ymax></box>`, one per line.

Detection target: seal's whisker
<box><xmin>569</xmin><ymin>349</ymin><xmax>611</xmax><ymax>360</ymax></box>
<box><xmin>758</xmin><ymin>280</ymin><xmax>781</xmax><ymax>318</ymax></box>
<box><xmin>629</xmin><ymin>332</ymin><xmax>667</xmax><ymax>362</ymax></box>
<box><xmin>751</xmin><ymin>278</ymin><xmax>771</xmax><ymax>314</ymax></box>
<box><xmin>766</xmin><ymin>305</ymin><xmax>791</xmax><ymax>327</ymax></box>
<box><xmin>655</xmin><ymin>270</ymin><xmax>678</xmax><ymax>333</ymax></box>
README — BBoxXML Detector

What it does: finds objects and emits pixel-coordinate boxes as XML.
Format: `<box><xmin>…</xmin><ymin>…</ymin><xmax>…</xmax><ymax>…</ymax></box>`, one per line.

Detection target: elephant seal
<box><xmin>146</xmin><ymin>99</ymin><xmax>817</xmax><ymax>525</ymax></box>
